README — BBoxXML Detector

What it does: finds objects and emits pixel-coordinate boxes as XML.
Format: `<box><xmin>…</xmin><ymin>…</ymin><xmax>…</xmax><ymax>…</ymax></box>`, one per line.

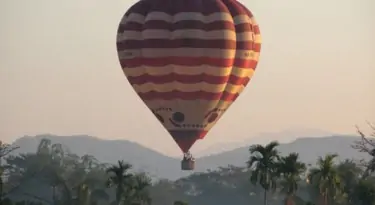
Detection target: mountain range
<box><xmin>9</xmin><ymin>133</ymin><xmax>368</xmax><ymax>180</ymax></box>
<box><xmin>194</xmin><ymin>128</ymin><xmax>336</xmax><ymax>157</ymax></box>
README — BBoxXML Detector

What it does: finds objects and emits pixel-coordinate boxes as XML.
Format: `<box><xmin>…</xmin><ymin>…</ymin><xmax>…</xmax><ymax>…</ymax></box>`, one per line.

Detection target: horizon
<box><xmin>1</xmin><ymin>0</ymin><xmax>374</xmax><ymax>156</ymax></box>
<box><xmin>7</xmin><ymin>129</ymin><xmax>360</xmax><ymax>157</ymax></box>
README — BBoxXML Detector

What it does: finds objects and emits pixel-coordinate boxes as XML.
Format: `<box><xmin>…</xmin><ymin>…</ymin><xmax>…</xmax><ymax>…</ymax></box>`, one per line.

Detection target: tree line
<box><xmin>0</xmin><ymin>124</ymin><xmax>374</xmax><ymax>205</ymax></box>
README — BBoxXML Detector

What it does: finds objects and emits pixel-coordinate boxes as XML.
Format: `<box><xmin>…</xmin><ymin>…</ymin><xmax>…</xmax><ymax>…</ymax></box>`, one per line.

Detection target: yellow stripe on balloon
<box><xmin>123</xmin><ymin>65</ymin><xmax>256</xmax><ymax>77</ymax></box>
<box><xmin>132</xmin><ymin>82</ymin><xmax>245</xmax><ymax>93</ymax></box>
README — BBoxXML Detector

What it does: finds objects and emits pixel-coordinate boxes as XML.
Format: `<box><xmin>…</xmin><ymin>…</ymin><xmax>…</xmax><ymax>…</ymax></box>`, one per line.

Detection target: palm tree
<box><xmin>308</xmin><ymin>154</ymin><xmax>342</xmax><ymax>205</ymax></box>
<box><xmin>277</xmin><ymin>153</ymin><xmax>306</xmax><ymax>205</ymax></box>
<box><xmin>247</xmin><ymin>141</ymin><xmax>280</xmax><ymax>205</ymax></box>
<box><xmin>336</xmin><ymin>159</ymin><xmax>363</xmax><ymax>203</ymax></box>
<box><xmin>106</xmin><ymin>160</ymin><xmax>133</xmax><ymax>205</ymax></box>
<box><xmin>128</xmin><ymin>173</ymin><xmax>152</xmax><ymax>205</ymax></box>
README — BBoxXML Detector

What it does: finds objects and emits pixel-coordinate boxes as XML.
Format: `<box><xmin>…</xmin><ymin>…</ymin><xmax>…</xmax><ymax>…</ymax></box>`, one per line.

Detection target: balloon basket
<box><xmin>181</xmin><ymin>158</ymin><xmax>195</xmax><ymax>170</ymax></box>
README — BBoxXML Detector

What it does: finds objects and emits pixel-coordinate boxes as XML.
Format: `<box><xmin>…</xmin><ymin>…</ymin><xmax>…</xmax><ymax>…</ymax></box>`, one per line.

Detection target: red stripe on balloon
<box><xmin>117</xmin><ymin>40</ymin><xmax>260</xmax><ymax>50</ymax></box>
<box><xmin>127</xmin><ymin>73</ymin><xmax>250</xmax><ymax>85</ymax></box>
<box><xmin>120</xmin><ymin>57</ymin><xmax>258</xmax><ymax>68</ymax></box>
<box><xmin>119</xmin><ymin>21</ymin><xmax>236</xmax><ymax>32</ymax></box>
<box><xmin>119</xmin><ymin>21</ymin><xmax>255</xmax><ymax>33</ymax></box>
<box><xmin>137</xmin><ymin>90</ymin><xmax>240</xmax><ymax>101</ymax></box>
<box><xmin>126</xmin><ymin>0</ymin><xmax>233</xmax><ymax>15</ymax></box>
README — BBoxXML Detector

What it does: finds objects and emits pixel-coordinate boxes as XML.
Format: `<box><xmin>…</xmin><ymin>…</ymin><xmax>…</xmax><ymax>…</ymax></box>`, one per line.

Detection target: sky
<box><xmin>0</xmin><ymin>0</ymin><xmax>374</xmax><ymax>156</ymax></box>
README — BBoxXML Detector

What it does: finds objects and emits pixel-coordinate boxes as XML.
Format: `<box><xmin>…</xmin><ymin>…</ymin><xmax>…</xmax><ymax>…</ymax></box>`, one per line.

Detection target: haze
<box><xmin>1</xmin><ymin>0</ymin><xmax>374</xmax><ymax>156</ymax></box>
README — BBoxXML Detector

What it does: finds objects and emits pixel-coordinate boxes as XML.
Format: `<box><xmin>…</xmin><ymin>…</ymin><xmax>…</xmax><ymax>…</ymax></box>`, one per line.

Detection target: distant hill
<box><xmin>10</xmin><ymin>134</ymin><xmax>368</xmax><ymax>180</ymax></box>
<box><xmin>198</xmin><ymin>135</ymin><xmax>369</xmax><ymax>171</ymax></box>
<box><xmin>10</xmin><ymin>134</ymin><xmax>182</xmax><ymax>180</ymax></box>
<box><xmin>195</xmin><ymin>128</ymin><xmax>336</xmax><ymax>157</ymax></box>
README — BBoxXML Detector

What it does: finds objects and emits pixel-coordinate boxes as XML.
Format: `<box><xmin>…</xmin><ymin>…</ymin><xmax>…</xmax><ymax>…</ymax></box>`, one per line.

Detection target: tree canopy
<box><xmin>0</xmin><ymin>124</ymin><xmax>374</xmax><ymax>205</ymax></box>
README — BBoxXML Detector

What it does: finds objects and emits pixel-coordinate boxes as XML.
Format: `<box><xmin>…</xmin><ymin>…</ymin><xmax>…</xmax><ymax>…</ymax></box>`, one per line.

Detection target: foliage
<box><xmin>278</xmin><ymin>153</ymin><xmax>306</xmax><ymax>205</ymax></box>
<box><xmin>248</xmin><ymin>141</ymin><xmax>280</xmax><ymax>205</ymax></box>
<box><xmin>0</xmin><ymin>140</ymin><xmax>20</xmax><ymax>204</ymax></box>
<box><xmin>352</xmin><ymin>122</ymin><xmax>375</xmax><ymax>179</ymax></box>
<box><xmin>1</xmin><ymin>131</ymin><xmax>375</xmax><ymax>205</ymax></box>
<box><xmin>307</xmin><ymin>154</ymin><xmax>342</xmax><ymax>205</ymax></box>
<box><xmin>350</xmin><ymin>178</ymin><xmax>375</xmax><ymax>205</ymax></box>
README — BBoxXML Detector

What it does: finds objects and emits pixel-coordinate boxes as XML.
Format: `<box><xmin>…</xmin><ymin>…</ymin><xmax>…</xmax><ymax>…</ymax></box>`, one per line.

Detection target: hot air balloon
<box><xmin>116</xmin><ymin>0</ymin><xmax>261</xmax><ymax>170</ymax></box>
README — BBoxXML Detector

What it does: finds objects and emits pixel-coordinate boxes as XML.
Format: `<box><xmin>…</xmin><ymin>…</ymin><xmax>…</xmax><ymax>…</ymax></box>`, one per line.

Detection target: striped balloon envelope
<box><xmin>116</xmin><ymin>0</ymin><xmax>261</xmax><ymax>156</ymax></box>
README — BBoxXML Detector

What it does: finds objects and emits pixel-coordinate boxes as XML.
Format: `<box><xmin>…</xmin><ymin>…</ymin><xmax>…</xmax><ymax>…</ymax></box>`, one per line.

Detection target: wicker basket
<box><xmin>181</xmin><ymin>159</ymin><xmax>195</xmax><ymax>170</ymax></box>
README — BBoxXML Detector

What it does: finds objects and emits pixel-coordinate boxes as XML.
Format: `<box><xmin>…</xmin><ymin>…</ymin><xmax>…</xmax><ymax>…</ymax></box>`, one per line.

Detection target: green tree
<box><xmin>74</xmin><ymin>183</ymin><xmax>91</xmax><ymax>205</ymax></box>
<box><xmin>351</xmin><ymin>179</ymin><xmax>375</xmax><ymax>205</ymax></box>
<box><xmin>278</xmin><ymin>153</ymin><xmax>306</xmax><ymax>205</ymax></box>
<box><xmin>5</xmin><ymin>136</ymin><xmax>375</xmax><ymax>205</ymax></box>
<box><xmin>174</xmin><ymin>201</ymin><xmax>188</xmax><ymax>205</ymax></box>
<box><xmin>247</xmin><ymin>141</ymin><xmax>280</xmax><ymax>205</ymax></box>
<box><xmin>308</xmin><ymin>154</ymin><xmax>342</xmax><ymax>205</ymax></box>
<box><xmin>0</xmin><ymin>140</ymin><xmax>19</xmax><ymax>203</ymax></box>
<box><xmin>127</xmin><ymin>173</ymin><xmax>152</xmax><ymax>205</ymax></box>
<box><xmin>106</xmin><ymin>160</ymin><xmax>133</xmax><ymax>205</ymax></box>
<box><xmin>352</xmin><ymin>123</ymin><xmax>375</xmax><ymax>179</ymax></box>
<box><xmin>335</xmin><ymin>160</ymin><xmax>363</xmax><ymax>204</ymax></box>
<box><xmin>4</xmin><ymin>138</ymin><xmax>109</xmax><ymax>205</ymax></box>
<box><xmin>149</xmin><ymin>179</ymin><xmax>187</xmax><ymax>205</ymax></box>
<box><xmin>34</xmin><ymin>139</ymin><xmax>72</xmax><ymax>205</ymax></box>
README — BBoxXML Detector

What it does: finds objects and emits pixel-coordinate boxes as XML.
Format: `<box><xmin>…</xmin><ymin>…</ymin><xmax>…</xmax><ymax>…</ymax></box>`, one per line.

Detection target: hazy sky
<box><xmin>1</xmin><ymin>0</ymin><xmax>374</xmax><ymax>156</ymax></box>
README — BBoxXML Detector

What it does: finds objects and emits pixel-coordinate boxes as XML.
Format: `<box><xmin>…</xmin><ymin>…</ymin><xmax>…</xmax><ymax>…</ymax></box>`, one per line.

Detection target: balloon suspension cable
<box><xmin>183</xmin><ymin>151</ymin><xmax>195</xmax><ymax>161</ymax></box>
